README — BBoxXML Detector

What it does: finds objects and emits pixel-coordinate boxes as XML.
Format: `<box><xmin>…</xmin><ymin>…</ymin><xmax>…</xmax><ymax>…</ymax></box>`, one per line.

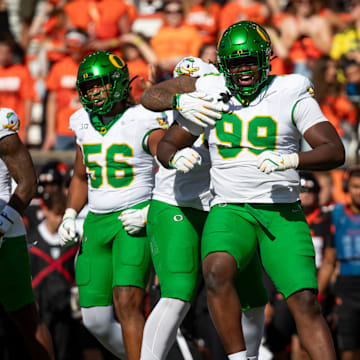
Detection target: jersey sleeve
<box><xmin>293</xmin><ymin>97</ymin><xmax>328</xmax><ymax>135</ymax></box>
<box><xmin>0</xmin><ymin>108</ymin><xmax>20</xmax><ymax>139</ymax></box>
<box><xmin>287</xmin><ymin>74</ymin><xmax>328</xmax><ymax>134</ymax></box>
<box><xmin>140</xmin><ymin>108</ymin><xmax>169</xmax><ymax>154</ymax></box>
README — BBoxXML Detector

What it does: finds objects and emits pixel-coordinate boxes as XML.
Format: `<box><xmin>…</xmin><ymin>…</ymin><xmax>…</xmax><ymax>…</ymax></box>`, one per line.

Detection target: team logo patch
<box><xmin>156</xmin><ymin>117</ymin><xmax>169</xmax><ymax>129</ymax></box>
<box><xmin>3</xmin><ymin>112</ymin><xmax>20</xmax><ymax>132</ymax></box>
<box><xmin>175</xmin><ymin>58</ymin><xmax>200</xmax><ymax>76</ymax></box>
<box><xmin>306</xmin><ymin>86</ymin><xmax>315</xmax><ymax>97</ymax></box>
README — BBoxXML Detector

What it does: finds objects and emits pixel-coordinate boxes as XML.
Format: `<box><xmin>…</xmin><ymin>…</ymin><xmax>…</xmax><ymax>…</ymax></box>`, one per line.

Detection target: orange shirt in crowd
<box><xmin>289</xmin><ymin>37</ymin><xmax>322</xmax><ymax>64</ymax></box>
<box><xmin>186</xmin><ymin>3</ymin><xmax>221</xmax><ymax>44</ymax></box>
<box><xmin>219</xmin><ymin>2</ymin><xmax>267</xmax><ymax>32</ymax></box>
<box><xmin>270</xmin><ymin>57</ymin><xmax>290</xmax><ymax>76</ymax></box>
<box><xmin>41</xmin><ymin>17</ymin><xmax>67</xmax><ymax>63</ymax></box>
<box><xmin>45</xmin><ymin>56</ymin><xmax>82</xmax><ymax>136</ymax></box>
<box><xmin>151</xmin><ymin>24</ymin><xmax>202</xmax><ymax>61</ymax></box>
<box><xmin>0</xmin><ymin>64</ymin><xmax>35</xmax><ymax>137</ymax></box>
<box><xmin>65</xmin><ymin>0</ymin><xmax>130</xmax><ymax>40</ymax></box>
<box><xmin>127</xmin><ymin>59</ymin><xmax>149</xmax><ymax>103</ymax></box>
<box><xmin>320</xmin><ymin>95</ymin><xmax>358</xmax><ymax>137</ymax></box>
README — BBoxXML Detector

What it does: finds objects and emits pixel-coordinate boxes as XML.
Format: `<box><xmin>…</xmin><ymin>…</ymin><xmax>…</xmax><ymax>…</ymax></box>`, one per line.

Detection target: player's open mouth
<box><xmin>94</xmin><ymin>99</ymin><xmax>105</xmax><ymax>106</ymax></box>
<box><xmin>238</xmin><ymin>75</ymin><xmax>253</xmax><ymax>86</ymax></box>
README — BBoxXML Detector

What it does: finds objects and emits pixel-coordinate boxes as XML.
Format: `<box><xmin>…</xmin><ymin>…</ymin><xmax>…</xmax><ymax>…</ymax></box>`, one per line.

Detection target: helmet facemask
<box><xmin>76</xmin><ymin>51</ymin><xmax>130</xmax><ymax>115</ymax></box>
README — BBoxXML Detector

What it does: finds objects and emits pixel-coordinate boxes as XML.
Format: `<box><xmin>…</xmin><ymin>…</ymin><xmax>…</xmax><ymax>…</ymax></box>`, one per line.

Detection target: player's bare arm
<box><xmin>140</xmin><ymin>76</ymin><xmax>196</xmax><ymax>111</ymax></box>
<box><xmin>157</xmin><ymin>123</ymin><xmax>198</xmax><ymax>168</ymax></box>
<box><xmin>147</xmin><ymin>128</ymin><xmax>167</xmax><ymax>157</ymax></box>
<box><xmin>0</xmin><ymin>133</ymin><xmax>37</xmax><ymax>215</ymax></box>
<box><xmin>67</xmin><ymin>144</ymin><xmax>88</xmax><ymax>213</ymax></box>
<box><xmin>299</xmin><ymin>121</ymin><xmax>345</xmax><ymax>171</ymax></box>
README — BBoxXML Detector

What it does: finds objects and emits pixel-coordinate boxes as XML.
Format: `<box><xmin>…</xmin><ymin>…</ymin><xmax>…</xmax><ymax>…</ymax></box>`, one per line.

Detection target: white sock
<box><xmin>140</xmin><ymin>297</ymin><xmax>190</xmax><ymax>360</ymax></box>
<box><xmin>228</xmin><ymin>350</ymin><xmax>247</xmax><ymax>360</ymax></box>
<box><xmin>81</xmin><ymin>306</ymin><xmax>127</xmax><ymax>359</ymax></box>
<box><xmin>242</xmin><ymin>305</ymin><xmax>265</xmax><ymax>359</ymax></box>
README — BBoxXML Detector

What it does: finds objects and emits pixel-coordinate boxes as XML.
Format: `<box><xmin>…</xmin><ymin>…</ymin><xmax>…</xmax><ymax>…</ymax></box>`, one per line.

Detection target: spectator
<box><xmin>199</xmin><ymin>42</ymin><xmax>217</xmax><ymax>63</ymax></box>
<box><xmin>0</xmin><ymin>33</ymin><xmax>36</xmax><ymax>144</ymax></box>
<box><xmin>316</xmin><ymin>171</ymin><xmax>335</xmax><ymax>207</ymax></box>
<box><xmin>24</xmin><ymin>160</ymin><xmax>69</xmax><ymax>232</ymax></box>
<box><xmin>64</xmin><ymin>0</ymin><xmax>132</xmax><ymax>52</ymax></box>
<box><xmin>28</xmin><ymin>2</ymin><xmax>72</xmax><ymax>69</ymax></box>
<box><xmin>42</xmin><ymin>28</ymin><xmax>89</xmax><ymax>151</ymax></box>
<box><xmin>183</xmin><ymin>0</ymin><xmax>221</xmax><ymax>45</ymax></box>
<box><xmin>121</xmin><ymin>33</ymin><xmax>157</xmax><ymax>103</ymax></box>
<box><xmin>219</xmin><ymin>0</ymin><xmax>271</xmax><ymax>32</ymax></box>
<box><xmin>330</xmin><ymin>0</ymin><xmax>360</xmax><ymax>62</ymax></box>
<box><xmin>278</xmin><ymin>0</ymin><xmax>333</xmax><ymax>78</ymax></box>
<box><xmin>27</xmin><ymin>190</ymin><xmax>81</xmax><ymax>360</ymax></box>
<box><xmin>312</xmin><ymin>56</ymin><xmax>358</xmax><ymax>158</ymax></box>
<box><xmin>151</xmin><ymin>1</ymin><xmax>203</xmax><ymax>81</ymax></box>
<box><xmin>317</xmin><ymin>166</ymin><xmax>360</xmax><ymax>360</ymax></box>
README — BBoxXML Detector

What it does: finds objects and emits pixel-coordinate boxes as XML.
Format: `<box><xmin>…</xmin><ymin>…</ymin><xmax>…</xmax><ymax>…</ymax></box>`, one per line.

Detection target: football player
<box><xmin>140</xmin><ymin>21</ymin><xmax>344</xmax><ymax>360</ymax></box>
<box><xmin>58</xmin><ymin>51</ymin><xmax>171</xmax><ymax>360</ymax></box>
<box><xmin>0</xmin><ymin>108</ymin><xmax>55</xmax><ymax>359</ymax></box>
<box><xmin>121</xmin><ymin>56</ymin><xmax>267</xmax><ymax>360</ymax></box>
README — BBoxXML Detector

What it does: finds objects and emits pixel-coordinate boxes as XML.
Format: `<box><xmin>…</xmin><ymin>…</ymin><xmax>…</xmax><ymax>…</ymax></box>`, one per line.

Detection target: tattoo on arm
<box><xmin>140</xmin><ymin>76</ymin><xmax>197</xmax><ymax>111</ymax></box>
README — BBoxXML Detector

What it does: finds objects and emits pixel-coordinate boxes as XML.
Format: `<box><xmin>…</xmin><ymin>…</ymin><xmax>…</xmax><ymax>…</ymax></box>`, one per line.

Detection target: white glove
<box><xmin>174</xmin><ymin>92</ymin><xmax>227</xmax><ymax>127</ymax></box>
<box><xmin>119</xmin><ymin>205</ymin><xmax>149</xmax><ymax>235</ymax></box>
<box><xmin>257</xmin><ymin>151</ymin><xmax>299</xmax><ymax>174</ymax></box>
<box><xmin>0</xmin><ymin>205</ymin><xmax>19</xmax><ymax>239</ymax></box>
<box><xmin>169</xmin><ymin>147</ymin><xmax>202</xmax><ymax>173</ymax></box>
<box><xmin>58</xmin><ymin>208</ymin><xmax>79</xmax><ymax>246</ymax></box>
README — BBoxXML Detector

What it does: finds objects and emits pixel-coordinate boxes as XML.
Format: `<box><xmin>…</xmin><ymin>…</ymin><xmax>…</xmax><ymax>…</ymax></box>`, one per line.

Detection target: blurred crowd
<box><xmin>0</xmin><ymin>0</ymin><xmax>358</xmax><ymax>161</ymax></box>
<box><xmin>0</xmin><ymin>0</ymin><xmax>360</xmax><ymax>359</ymax></box>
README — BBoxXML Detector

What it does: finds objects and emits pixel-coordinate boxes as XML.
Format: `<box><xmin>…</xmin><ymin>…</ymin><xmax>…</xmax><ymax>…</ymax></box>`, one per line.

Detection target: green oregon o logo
<box><xmin>173</xmin><ymin>214</ymin><xmax>183</xmax><ymax>222</ymax></box>
<box><xmin>109</xmin><ymin>54</ymin><xmax>125</xmax><ymax>69</ymax></box>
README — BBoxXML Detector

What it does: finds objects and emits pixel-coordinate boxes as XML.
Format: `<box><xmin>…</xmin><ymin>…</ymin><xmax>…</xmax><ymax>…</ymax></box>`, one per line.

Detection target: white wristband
<box><xmin>282</xmin><ymin>153</ymin><xmax>299</xmax><ymax>170</ymax></box>
<box><xmin>63</xmin><ymin>208</ymin><xmax>78</xmax><ymax>219</ymax></box>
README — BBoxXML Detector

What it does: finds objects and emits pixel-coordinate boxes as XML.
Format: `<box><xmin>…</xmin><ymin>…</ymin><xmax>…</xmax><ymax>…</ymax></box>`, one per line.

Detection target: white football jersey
<box><xmin>70</xmin><ymin>105</ymin><xmax>167</xmax><ymax>214</ymax></box>
<box><xmin>152</xmin><ymin>111</ymin><xmax>211</xmax><ymax>211</ymax></box>
<box><xmin>0</xmin><ymin>108</ymin><xmax>26</xmax><ymax>236</ymax></box>
<box><xmin>177</xmin><ymin>73</ymin><xmax>328</xmax><ymax>204</ymax></box>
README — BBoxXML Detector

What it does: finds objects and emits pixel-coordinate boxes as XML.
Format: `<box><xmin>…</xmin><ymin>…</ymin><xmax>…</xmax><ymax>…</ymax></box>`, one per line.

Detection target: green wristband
<box><xmin>172</xmin><ymin>94</ymin><xmax>181</xmax><ymax>110</ymax></box>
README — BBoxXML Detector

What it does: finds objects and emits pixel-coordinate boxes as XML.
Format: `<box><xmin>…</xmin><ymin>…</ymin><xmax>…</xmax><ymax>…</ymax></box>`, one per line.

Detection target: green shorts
<box><xmin>147</xmin><ymin>200</ymin><xmax>207</xmax><ymax>302</ymax></box>
<box><xmin>0</xmin><ymin>235</ymin><xmax>35</xmax><ymax>312</ymax></box>
<box><xmin>202</xmin><ymin>202</ymin><xmax>317</xmax><ymax>299</ymax></box>
<box><xmin>76</xmin><ymin>201</ymin><xmax>152</xmax><ymax>308</ymax></box>
<box><xmin>148</xmin><ymin>200</ymin><xmax>268</xmax><ymax>308</ymax></box>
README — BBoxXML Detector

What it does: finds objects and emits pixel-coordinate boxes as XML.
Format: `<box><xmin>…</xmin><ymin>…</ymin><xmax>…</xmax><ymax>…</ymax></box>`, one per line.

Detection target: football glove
<box><xmin>58</xmin><ymin>208</ymin><xmax>79</xmax><ymax>246</ymax></box>
<box><xmin>173</xmin><ymin>92</ymin><xmax>227</xmax><ymax>127</ymax></box>
<box><xmin>257</xmin><ymin>151</ymin><xmax>299</xmax><ymax>174</ymax></box>
<box><xmin>0</xmin><ymin>205</ymin><xmax>19</xmax><ymax>240</ymax></box>
<box><xmin>119</xmin><ymin>205</ymin><xmax>149</xmax><ymax>235</ymax></box>
<box><xmin>169</xmin><ymin>148</ymin><xmax>202</xmax><ymax>173</ymax></box>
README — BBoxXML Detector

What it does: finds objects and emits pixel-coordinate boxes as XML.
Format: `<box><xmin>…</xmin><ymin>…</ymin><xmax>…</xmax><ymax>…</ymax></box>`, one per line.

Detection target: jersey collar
<box><xmin>234</xmin><ymin>75</ymin><xmax>276</xmax><ymax>106</ymax></box>
<box><xmin>90</xmin><ymin>109</ymin><xmax>128</xmax><ymax>136</ymax></box>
